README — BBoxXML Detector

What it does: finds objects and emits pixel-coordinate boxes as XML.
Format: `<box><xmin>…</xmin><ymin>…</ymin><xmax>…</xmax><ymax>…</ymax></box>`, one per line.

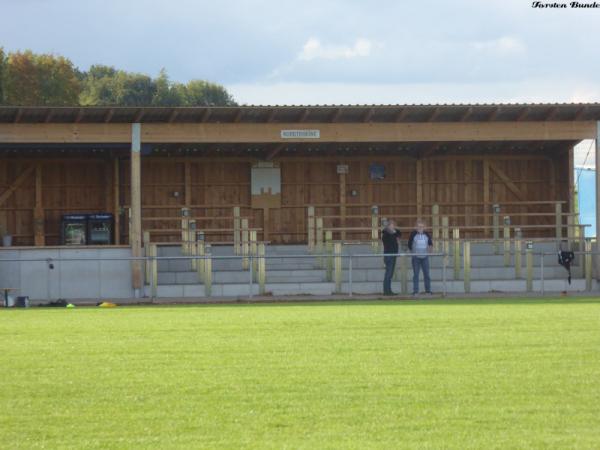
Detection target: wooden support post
<box><xmin>250</xmin><ymin>230</ymin><xmax>258</xmax><ymax>281</ymax></box>
<box><xmin>184</xmin><ymin>161</ymin><xmax>192</xmax><ymax>207</ymax></box>
<box><xmin>204</xmin><ymin>244</ymin><xmax>212</xmax><ymax>296</ymax></box>
<box><xmin>150</xmin><ymin>244</ymin><xmax>158</xmax><ymax>299</ymax></box>
<box><xmin>442</xmin><ymin>216</ymin><xmax>449</xmax><ymax>266</ymax></box>
<box><xmin>130</xmin><ymin>123</ymin><xmax>143</xmax><ymax>291</ymax></box>
<box><xmin>113</xmin><ymin>157</ymin><xmax>121</xmax><ymax>245</ymax></box>
<box><xmin>371</xmin><ymin>206</ymin><xmax>379</xmax><ymax>253</ymax></box>
<box><xmin>197</xmin><ymin>232</ymin><xmax>205</xmax><ymax>282</ymax></box>
<box><xmin>416</xmin><ymin>160</ymin><xmax>423</xmax><ymax>218</ymax></box>
<box><xmin>334</xmin><ymin>242</ymin><xmax>342</xmax><ymax>293</ymax></box>
<box><xmin>181</xmin><ymin>208</ymin><xmax>190</xmax><ymax>255</ymax></box>
<box><xmin>555</xmin><ymin>202</ymin><xmax>562</xmax><ymax>241</ymax></box>
<box><xmin>325</xmin><ymin>230</ymin><xmax>333</xmax><ymax>281</ymax></box>
<box><xmin>143</xmin><ymin>231</ymin><xmax>151</xmax><ymax>284</ymax></box>
<box><xmin>432</xmin><ymin>204</ymin><xmax>440</xmax><ymax>252</ymax></box>
<box><xmin>307</xmin><ymin>206</ymin><xmax>315</xmax><ymax>252</ymax></box>
<box><xmin>492</xmin><ymin>204</ymin><xmax>500</xmax><ymax>254</ymax></box>
<box><xmin>585</xmin><ymin>240</ymin><xmax>592</xmax><ymax>291</ymax></box>
<box><xmin>339</xmin><ymin>170</ymin><xmax>346</xmax><ymax>241</ymax></box>
<box><xmin>258</xmin><ymin>242</ymin><xmax>266</xmax><ymax>295</ymax></box>
<box><xmin>241</xmin><ymin>218</ymin><xmax>249</xmax><ymax>270</ymax></box>
<box><xmin>233</xmin><ymin>206</ymin><xmax>241</xmax><ymax>255</ymax></box>
<box><xmin>33</xmin><ymin>163</ymin><xmax>45</xmax><ymax>246</ymax></box>
<box><xmin>189</xmin><ymin>220</ymin><xmax>197</xmax><ymax>270</ymax></box>
<box><xmin>514</xmin><ymin>228</ymin><xmax>522</xmax><ymax>279</ymax></box>
<box><xmin>316</xmin><ymin>217</ymin><xmax>324</xmax><ymax>266</ymax></box>
<box><xmin>526</xmin><ymin>241</ymin><xmax>533</xmax><ymax>292</ymax></box>
<box><xmin>453</xmin><ymin>228</ymin><xmax>460</xmax><ymax>280</ymax></box>
<box><xmin>503</xmin><ymin>216</ymin><xmax>511</xmax><ymax>267</ymax></box>
<box><xmin>483</xmin><ymin>158</ymin><xmax>490</xmax><ymax>237</ymax></box>
<box><xmin>463</xmin><ymin>241</ymin><xmax>471</xmax><ymax>293</ymax></box>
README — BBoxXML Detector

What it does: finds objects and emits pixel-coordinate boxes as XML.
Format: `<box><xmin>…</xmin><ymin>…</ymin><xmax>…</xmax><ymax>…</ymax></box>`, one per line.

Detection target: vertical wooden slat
<box><xmin>113</xmin><ymin>157</ymin><xmax>121</xmax><ymax>245</ymax></box>
<box><xmin>416</xmin><ymin>159</ymin><xmax>422</xmax><ymax>218</ymax></box>
<box><xmin>130</xmin><ymin>123</ymin><xmax>143</xmax><ymax>291</ymax></box>
<box><xmin>483</xmin><ymin>158</ymin><xmax>490</xmax><ymax>237</ymax></box>
<box><xmin>33</xmin><ymin>163</ymin><xmax>45</xmax><ymax>246</ymax></box>
<box><xmin>339</xmin><ymin>167</ymin><xmax>346</xmax><ymax>241</ymax></box>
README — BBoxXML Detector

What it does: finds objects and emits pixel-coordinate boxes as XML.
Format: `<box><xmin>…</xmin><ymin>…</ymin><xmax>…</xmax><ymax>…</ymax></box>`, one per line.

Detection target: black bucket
<box><xmin>15</xmin><ymin>296</ymin><xmax>29</xmax><ymax>308</ymax></box>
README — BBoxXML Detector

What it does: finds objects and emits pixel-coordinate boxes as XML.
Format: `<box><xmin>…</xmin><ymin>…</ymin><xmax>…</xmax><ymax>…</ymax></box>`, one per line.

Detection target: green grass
<box><xmin>1</xmin><ymin>298</ymin><xmax>600</xmax><ymax>449</ymax></box>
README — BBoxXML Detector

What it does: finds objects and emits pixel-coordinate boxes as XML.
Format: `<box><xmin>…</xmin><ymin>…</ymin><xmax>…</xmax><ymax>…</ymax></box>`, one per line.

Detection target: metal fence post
<box><xmin>150</xmin><ymin>244</ymin><xmax>158</xmax><ymax>299</ymax></box>
<box><xmin>334</xmin><ymin>242</ymin><xmax>342</xmax><ymax>293</ymax></box>
<box><xmin>503</xmin><ymin>216</ymin><xmax>511</xmax><ymax>267</ymax></box>
<box><xmin>442</xmin><ymin>216</ymin><xmax>449</xmax><ymax>268</ymax></box>
<box><xmin>189</xmin><ymin>220</ymin><xmax>197</xmax><ymax>270</ymax></box>
<box><xmin>325</xmin><ymin>231</ymin><xmax>333</xmax><ymax>281</ymax></box>
<box><xmin>585</xmin><ymin>240</ymin><xmax>592</xmax><ymax>291</ymax></box>
<box><xmin>316</xmin><ymin>217</ymin><xmax>324</xmax><ymax>267</ymax></box>
<box><xmin>463</xmin><ymin>241</ymin><xmax>471</xmax><ymax>294</ymax></box>
<box><xmin>258</xmin><ymin>242</ymin><xmax>266</xmax><ymax>295</ymax></box>
<box><xmin>540</xmin><ymin>251</ymin><xmax>545</xmax><ymax>295</ymax></box>
<box><xmin>555</xmin><ymin>202</ymin><xmax>562</xmax><ymax>241</ymax></box>
<box><xmin>348</xmin><ymin>256</ymin><xmax>353</xmax><ymax>297</ymax></box>
<box><xmin>143</xmin><ymin>231</ymin><xmax>151</xmax><ymax>285</ymax></box>
<box><xmin>492</xmin><ymin>204</ymin><xmax>500</xmax><ymax>254</ymax></box>
<box><xmin>250</xmin><ymin>230</ymin><xmax>258</xmax><ymax>281</ymax></box>
<box><xmin>204</xmin><ymin>244</ymin><xmax>212</xmax><ymax>297</ymax></box>
<box><xmin>399</xmin><ymin>254</ymin><xmax>408</xmax><ymax>295</ymax></box>
<box><xmin>525</xmin><ymin>241</ymin><xmax>533</xmax><ymax>292</ymax></box>
<box><xmin>196</xmin><ymin>235</ymin><xmax>205</xmax><ymax>282</ymax></box>
<box><xmin>453</xmin><ymin>227</ymin><xmax>460</xmax><ymax>279</ymax></box>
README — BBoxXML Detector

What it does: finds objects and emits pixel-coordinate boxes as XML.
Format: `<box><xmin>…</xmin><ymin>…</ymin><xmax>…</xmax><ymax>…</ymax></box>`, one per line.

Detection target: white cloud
<box><xmin>471</xmin><ymin>36</ymin><xmax>526</xmax><ymax>54</ymax></box>
<box><xmin>298</xmin><ymin>37</ymin><xmax>374</xmax><ymax>61</ymax></box>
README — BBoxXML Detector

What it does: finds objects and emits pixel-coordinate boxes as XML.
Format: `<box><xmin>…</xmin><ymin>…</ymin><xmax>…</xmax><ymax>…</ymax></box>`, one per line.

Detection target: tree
<box><xmin>151</xmin><ymin>69</ymin><xmax>182</xmax><ymax>106</ymax></box>
<box><xmin>0</xmin><ymin>47</ymin><xmax>5</xmax><ymax>104</ymax></box>
<box><xmin>179</xmin><ymin>79</ymin><xmax>237</xmax><ymax>106</ymax></box>
<box><xmin>80</xmin><ymin>65</ymin><xmax>155</xmax><ymax>106</ymax></box>
<box><xmin>3</xmin><ymin>50</ymin><xmax>80</xmax><ymax>105</ymax></box>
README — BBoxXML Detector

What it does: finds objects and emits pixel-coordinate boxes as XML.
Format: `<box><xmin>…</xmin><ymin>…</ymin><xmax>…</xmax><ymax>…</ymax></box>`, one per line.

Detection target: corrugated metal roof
<box><xmin>0</xmin><ymin>103</ymin><xmax>599</xmax><ymax>124</ymax></box>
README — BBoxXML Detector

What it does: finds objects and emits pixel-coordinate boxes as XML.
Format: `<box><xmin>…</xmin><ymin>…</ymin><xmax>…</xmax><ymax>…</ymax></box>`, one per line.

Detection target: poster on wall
<box><xmin>369</xmin><ymin>163</ymin><xmax>385</xmax><ymax>180</ymax></box>
<box><xmin>251</xmin><ymin>162</ymin><xmax>281</xmax><ymax>209</ymax></box>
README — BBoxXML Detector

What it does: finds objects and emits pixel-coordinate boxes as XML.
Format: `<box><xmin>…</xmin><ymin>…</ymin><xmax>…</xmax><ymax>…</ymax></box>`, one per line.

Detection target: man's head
<box><xmin>386</xmin><ymin>219</ymin><xmax>396</xmax><ymax>231</ymax></box>
<box><xmin>415</xmin><ymin>219</ymin><xmax>426</xmax><ymax>233</ymax></box>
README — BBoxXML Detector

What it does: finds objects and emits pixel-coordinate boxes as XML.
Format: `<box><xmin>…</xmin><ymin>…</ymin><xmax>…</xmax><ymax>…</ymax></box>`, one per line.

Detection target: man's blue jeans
<box><xmin>383</xmin><ymin>256</ymin><xmax>397</xmax><ymax>294</ymax></box>
<box><xmin>412</xmin><ymin>256</ymin><xmax>431</xmax><ymax>294</ymax></box>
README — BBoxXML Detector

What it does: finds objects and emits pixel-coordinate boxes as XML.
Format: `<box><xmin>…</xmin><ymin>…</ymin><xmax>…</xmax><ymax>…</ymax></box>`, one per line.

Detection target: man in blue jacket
<box><xmin>407</xmin><ymin>219</ymin><xmax>433</xmax><ymax>296</ymax></box>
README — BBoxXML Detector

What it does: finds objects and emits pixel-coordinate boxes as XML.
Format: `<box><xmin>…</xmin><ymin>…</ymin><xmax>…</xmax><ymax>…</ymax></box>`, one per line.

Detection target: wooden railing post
<box><xmin>431</xmin><ymin>204</ymin><xmax>440</xmax><ymax>252</ymax></box>
<box><xmin>241</xmin><ymin>218</ymin><xmax>249</xmax><ymax>270</ymax></box>
<box><xmin>371</xmin><ymin>205</ymin><xmax>379</xmax><ymax>253</ymax></box>
<box><xmin>307</xmin><ymin>206</ymin><xmax>315</xmax><ymax>252</ymax></box>
<box><xmin>442</xmin><ymin>216</ymin><xmax>449</xmax><ymax>267</ymax></box>
<box><xmin>514</xmin><ymin>228</ymin><xmax>522</xmax><ymax>279</ymax></box>
<box><xmin>453</xmin><ymin>228</ymin><xmax>460</xmax><ymax>280</ymax></box>
<box><xmin>258</xmin><ymin>242</ymin><xmax>266</xmax><ymax>295</ymax></box>
<box><xmin>463</xmin><ymin>241</ymin><xmax>471</xmax><ymax>293</ymax></box>
<box><xmin>196</xmin><ymin>232</ymin><xmax>205</xmax><ymax>282</ymax></box>
<box><xmin>233</xmin><ymin>206</ymin><xmax>241</xmax><ymax>255</ymax></box>
<box><xmin>492</xmin><ymin>204</ymin><xmax>500</xmax><ymax>254</ymax></box>
<box><xmin>316</xmin><ymin>217</ymin><xmax>324</xmax><ymax>267</ymax></box>
<box><xmin>325</xmin><ymin>231</ymin><xmax>333</xmax><ymax>281</ymax></box>
<box><xmin>525</xmin><ymin>241</ymin><xmax>533</xmax><ymax>292</ymax></box>
<box><xmin>503</xmin><ymin>216</ymin><xmax>511</xmax><ymax>267</ymax></box>
<box><xmin>189</xmin><ymin>220</ymin><xmax>197</xmax><ymax>270</ymax></box>
<box><xmin>181</xmin><ymin>207</ymin><xmax>190</xmax><ymax>255</ymax></box>
<box><xmin>150</xmin><ymin>243</ymin><xmax>158</xmax><ymax>299</ymax></box>
<box><xmin>334</xmin><ymin>242</ymin><xmax>342</xmax><ymax>293</ymax></box>
<box><xmin>143</xmin><ymin>231</ymin><xmax>151</xmax><ymax>285</ymax></box>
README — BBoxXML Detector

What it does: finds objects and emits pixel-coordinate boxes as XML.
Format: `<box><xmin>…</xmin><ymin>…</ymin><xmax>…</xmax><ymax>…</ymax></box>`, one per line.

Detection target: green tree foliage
<box><xmin>3</xmin><ymin>50</ymin><xmax>81</xmax><ymax>105</ymax></box>
<box><xmin>0</xmin><ymin>49</ymin><xmax>236</xmax><ymax>106</ymax></box>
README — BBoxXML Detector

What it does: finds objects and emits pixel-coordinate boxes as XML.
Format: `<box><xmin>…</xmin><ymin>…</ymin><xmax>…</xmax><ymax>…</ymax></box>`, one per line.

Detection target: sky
<box><xmin>1</xmin><ymin>0</ymin><xmax>599</xmax><ymax>165</ymax></box>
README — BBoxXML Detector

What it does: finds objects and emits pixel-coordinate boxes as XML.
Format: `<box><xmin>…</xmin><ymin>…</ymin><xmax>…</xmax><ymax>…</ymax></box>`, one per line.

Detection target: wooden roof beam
<box><xmin>573</xmin><ymin>105</ymin><xmax>588</xmax><ymax>120</ymax></box>
<box><xmin>266</xmin><ymin>143</ymin><xmax>286</xmax><ymax>160</ymax></box>
<box><xmin>330</xmin><ymin>108</ymin><xmax>342</xmax><ymax>123</ymax></box>
<box><xmin>133</xmin><ymin>109</ymin><xmax>145</xmax><ymax>123</ymax></box>
<box><xmin>426</xmin><ymin>107</ymin><xmax>441</xmax><ymax>122</ymax></box>
<box><xmin>394</xmin><ymin>108</ymin><xmax>409</xmax><ymax>122</ymax></box>
<box><xmin>168</xmin><ymin>109</ymin><xmax>179</xmax><ymax>123</ymax></box>
<box><xmin>298</xmin><ymin>108</ymin><xmax>310</xmax><ymax>122</ymax></box>
<box><xmin>74</xmin><ymin>108</ymin><xmax>85</xmax><ymax>123</ymax></box>
<box><xmin>487</xmin><ymin>107</ymin><xmax>502</xmax><ymax>121</ymax></box>
<box><xmin>265</xmin><ymin>109</ymin><xmax>276</xmax><ymax>123</ymax></box>
<box><xmin>544</xmin><ymin>106</ymin><xmax>559</xmax><ymax>121</ymax></box>
<box><xmin>362</xmin><ymin>108</ymin><xmax>375</xmax><ymax>123</ymax></box>
<box><xmin>515</xmin><ymin>107</ymin><xmax>530</xmax><ymax>121</ymax></box>
<box><xmin>104</xmin><ymin>108</ymin><xmax>115</xmax><ymax>123</ymax></box>
<box><xmin>13</xmin><ymin>108</ymin><xmax>24</xmax><ymax>123</ymax></box>
<box><xmin>233</xmin><ymin>109</ymin><xmax>244</xmax><ymax>123</ymax></box>
<box><xmin>199</xmin><ymin>108</ymin><xmax>212</xmax><ymax>123</ymax></box>
<box><xmin>460</xmin><ymin>107</ymin><xmax>473</xmax><ymax>122</ymax></box>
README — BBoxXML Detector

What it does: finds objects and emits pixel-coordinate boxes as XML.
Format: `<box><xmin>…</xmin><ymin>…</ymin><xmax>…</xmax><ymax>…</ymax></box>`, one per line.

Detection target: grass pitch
<box><xmin>1</xmin><ymin>298</ymin><xmax>599</xmax><ymax>449</ymax></box>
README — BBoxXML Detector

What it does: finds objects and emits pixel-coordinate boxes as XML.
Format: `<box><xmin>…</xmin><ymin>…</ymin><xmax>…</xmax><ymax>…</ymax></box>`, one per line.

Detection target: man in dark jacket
<box><xmin>381</xmin><ymin>220</ymin><xmax>401</xmax><ymax>295</ymax></box>
<box><xmin>408</xmin><ymin>219</ymin><xmax>433</xmax><ymax>295</ymax></box>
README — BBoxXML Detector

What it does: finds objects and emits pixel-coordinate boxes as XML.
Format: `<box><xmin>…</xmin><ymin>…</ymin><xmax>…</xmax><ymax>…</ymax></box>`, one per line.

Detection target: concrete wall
<box><xmin>0</xmin><ymin>247</ymin><xmax>136</xmax><ymax>300</ymax></box>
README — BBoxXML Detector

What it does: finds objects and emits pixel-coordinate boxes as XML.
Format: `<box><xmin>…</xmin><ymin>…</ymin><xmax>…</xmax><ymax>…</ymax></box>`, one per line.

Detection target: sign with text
<box><xmin>280</xmin><ymin>129</ymin><xmax>320</xmax><ymax>139</ymax></box>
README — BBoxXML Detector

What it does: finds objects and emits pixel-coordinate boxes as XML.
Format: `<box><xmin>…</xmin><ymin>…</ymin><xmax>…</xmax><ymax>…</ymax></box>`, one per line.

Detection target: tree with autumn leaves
<box><xmin>0</xmin><ymin>48</ymin><xmax>236</xmax><ymax>106</ymax></box>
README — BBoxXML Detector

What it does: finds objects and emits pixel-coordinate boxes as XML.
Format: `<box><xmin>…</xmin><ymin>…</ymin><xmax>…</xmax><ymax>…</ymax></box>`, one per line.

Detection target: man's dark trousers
<box><xmin>412</xmin><ymin>256</ymin><xmax>431</xmax><ymax>294</ymax></box>
<box><xmin>383</xmin><ymin>255</ymin><xmax>397</xmax><ymax>294</ymax></box>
